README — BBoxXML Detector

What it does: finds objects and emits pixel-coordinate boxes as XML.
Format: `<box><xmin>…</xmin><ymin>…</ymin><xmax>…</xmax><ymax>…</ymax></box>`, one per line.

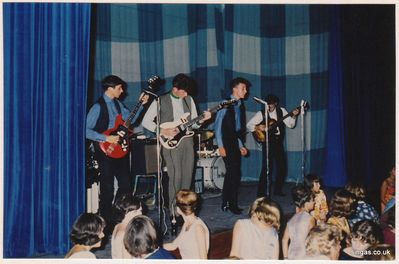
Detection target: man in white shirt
<box><xmin>142</xmin><ymin>73</ymin><xmax>211</xmax><ymax>210</ymax></box>
<box><xmin>246</xmin><ymin>94</ymin><xmax>299</xmax><ymax>197</ymax></box>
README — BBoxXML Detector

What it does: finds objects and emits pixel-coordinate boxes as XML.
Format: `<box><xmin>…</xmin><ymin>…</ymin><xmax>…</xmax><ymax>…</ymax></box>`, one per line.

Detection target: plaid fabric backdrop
<box><xmin>92</xmin><ymin>4</ymin><xmax>331</xmax><ymax>182</ymax></box>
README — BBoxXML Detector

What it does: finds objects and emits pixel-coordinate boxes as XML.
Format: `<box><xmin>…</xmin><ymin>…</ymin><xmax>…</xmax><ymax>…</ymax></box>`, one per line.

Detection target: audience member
<box><xmin>327</xmin><ymin>189</ymin><xmax>356</xmax><ymax>237</ymax></box>
<box><xmin>339</xmin><ymin>220</ymin><xmax>383</xmax><ymax>260</ymax></box>
<box><xmin>363</xmin><ymin>244</ymin><xmax>395</xmax><ymax>260</ymax></box>
<box><xmin>304</xmin><ymin>174</ymin><xmax>328</xmax><ymax>224</ymax></box>
<box><xmin>65</xmin><ymin>213</ymin><xmax>106</xmax><ymax>259</ymax></box>
<box><xmin>345</xmin><ymin>182</ymin><xmax>379</xmax><ymax>228</ymax></box>
<box><xmin>163</xmin><ymin>190</ymin><xmax>210</xmax><ymax>259</ymax></box>
<box><xmin>380</xmin><ymin>204</ymin><xmax>395</xmax><ymax>246</ymax></box>
<box><xmin>229</xmin><ymin>197</ymin><xmax>280</xmax><ymax>259</ymax></box>
<box><xmin>305</xmin><ymin>224</ymin><xmax>343</xmax><ymax>260</ymax></box>
<box><xmin>282</xmin><ymin>185</ymin><xmax>316</xmax><ymax>259</ymax></box>
<box><xmin>111</xmin><ymin>194</ymin><xmax>142</xmax><ymax>259</ymax></box>
<box><xmin>124</xmin><ymin>215</ymin><xmax>175</xmax><ymax>259</ymax></box>
<box><xmin>380</xmin><ymin>166</ymin><xmax>395</xmax><ymax>212</ymax></box>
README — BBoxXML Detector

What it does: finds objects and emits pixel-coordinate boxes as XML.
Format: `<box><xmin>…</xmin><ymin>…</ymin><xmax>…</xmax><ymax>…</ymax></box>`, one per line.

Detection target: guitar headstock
<box><xmin>147</xmin><ymin>75</ymin><xmax>164</xmax><ymax>91</ymax></box>
<box><xmin>219</xmin><ymin>98</ymin><xmax>238</xmax><ymax>109</ymax></box>
<box><xmin>300</xmin><ymin>100</ymin><xmax>310</xmax><ymax>111</ymax></box>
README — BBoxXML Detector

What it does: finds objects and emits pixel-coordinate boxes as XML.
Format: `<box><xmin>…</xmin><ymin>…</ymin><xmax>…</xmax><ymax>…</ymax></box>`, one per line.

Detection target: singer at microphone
<box><xmin>246</xmin><ymin>94</ymin><xmax>300</xmax><ymax>197</ymax></box>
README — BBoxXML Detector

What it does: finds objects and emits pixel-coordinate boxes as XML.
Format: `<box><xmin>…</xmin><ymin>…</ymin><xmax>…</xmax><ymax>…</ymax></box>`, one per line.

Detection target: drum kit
<box><xmin>195</xmin><ymin>130</ymin><xmax>225</xmax><ymax>190</ymax></box>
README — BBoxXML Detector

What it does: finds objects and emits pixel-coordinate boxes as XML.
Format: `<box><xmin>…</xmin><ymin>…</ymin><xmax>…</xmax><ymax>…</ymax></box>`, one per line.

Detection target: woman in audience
<box><xmin>229</xmin><ymin>197</ymin><xmax>280</xmax><ymax>259</ymax></box>
<box><xmin>124</xmin><ymin>215</ymin><xmax>175</xmax><ymax>259</ymax></box>
<box><xmin>304</xmin><ymin>174</ymin><xmax>328</xmax><ymax>224</ymax></box>
<box><xmin>65</xmin><ymin>213</ymin><xmax>106</xmax><ymax>258</ymax></box>
<box><xmin>327</xmin><ymin>189</ymin><xmax>356</xmax><ymax>238</ymax></box>
<box><xmin>282</xmin><ymin>185</ymin><xmax>316</xmax><ymax>259</ymax></box>
<box><xmin>345</xmin><ymin>182</ymin><xmax>379</xmax><ymax>228</ymax></box>
<box><xmin>163</xmin><ymin>189</ymin><xmax>209</xmax><ymax>259</ymax></box>
<box><xmin>305</xmin><ymin>224</ymin><xmax>343</xmax><ymax>260</ymax></box>
<box><xmin>111</xmin><ymin>194</ymin><xmax>142</xmax><ymax>258</ymax></box>
<box><xmin>380</xmin><ymin>166</ymin><xmax>395</xmax><ymax>212</ymax></box>
<box><xmin>340</xmin><ymin>220</ymin><xmax>383</xmax><ymax>260</ymax></box>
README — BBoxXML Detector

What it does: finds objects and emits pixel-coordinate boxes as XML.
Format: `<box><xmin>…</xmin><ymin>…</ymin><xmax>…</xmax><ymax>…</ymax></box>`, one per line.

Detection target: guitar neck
<box><xmin>269</xmin><ymin>106</ymin><xmax>300</xmax><ymax>129</ymax></box>
<box><xmin>181</xmin><ymin>104</ymin><xmax>221</xmax><ymax>130</ymax></box>
<box><xmin>124</xmin><ymin>97</ymin><xmax>144</xmax><ymax>128</ymax></box>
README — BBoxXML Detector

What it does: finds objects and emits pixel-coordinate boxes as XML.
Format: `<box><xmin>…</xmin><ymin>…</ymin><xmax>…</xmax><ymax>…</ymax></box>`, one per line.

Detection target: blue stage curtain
<box><xmin>324</xmin><ymin>6</ymin><xmax>347</xmax><ymax>187</ymax></box>
<box><xmin>4</xmin><ymin>3</ymin><xmax>91</xmax><ymax>257</ymax></box>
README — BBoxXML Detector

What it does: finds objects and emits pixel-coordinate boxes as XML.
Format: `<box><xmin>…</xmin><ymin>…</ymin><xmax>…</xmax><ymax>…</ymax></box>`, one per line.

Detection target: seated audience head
<box><xmin>305</xmin><ymin>224</ymin><xmax>343</xmax><ymax>260</ymax></box>
<box><xmin>350</xmin><ymin>220</ymin><xmax>383</xmax><ymax>253</ymax></box>
<box><xmin>113</xmin><ymin>193</ymin><xmax>142</xmax><ymax>223</ymax></box>
<box><xmin>344</xmin><ymin>182</ymin><xmax>366</xmax><ymax>201</ymax></box>
<box><xmin>329</xmin><ymin>189</ymin><xmax>356</xmax><ymax>218</ymax></box>
<box><xmin>70</xmin><ymin>213</ymin><xmax>106</xmax><ymax>247</ymax></box>
<box><xmin>363</xmin><ymin>244</ymin><xmax>395</xmax><ymax>260</ymax></box>
<box><xmin>291</xmin><ymin>185</ymin><xmax>315</xmax><ymax>211</ymax></box>
<box><xmin>123</xmin><ymin>215</ymin><xmax>159</xmax><ymax>258</ymax></box>
<box><xmin>249</xmin><ymin>197</ymin><xmax>281</xmax><ymax>230</ymax></box>
<box><xmin>304</xmin><ymin>174</ymin><xmax>321</xmax><ymax>193</ymax></box>
<box><xmin>175</xmin><ymin>189</ymin><xmax>199</xmax><ymax>216</ymax></box>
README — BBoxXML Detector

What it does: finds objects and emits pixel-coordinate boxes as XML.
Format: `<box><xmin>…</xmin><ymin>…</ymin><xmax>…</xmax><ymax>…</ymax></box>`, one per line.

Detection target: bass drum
<box><xmin>196</xmin><ymin>157</ymin><xmax>226</xmax><ymax>190</ymax></box>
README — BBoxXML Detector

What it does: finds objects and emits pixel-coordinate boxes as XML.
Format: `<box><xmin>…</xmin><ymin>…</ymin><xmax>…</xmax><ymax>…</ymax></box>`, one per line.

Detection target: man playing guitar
<box><xmin>142</xmin><ymin>73</ymin><xmax>211</xmax><ymax>210</ymax></box>
<box><xmin>86</xmin><ymin>75</ymin><xmax>149</xmax><ymax>233</ymax></box>
<box><xmin>246</xmin><ymin>94</ymin><xmax>299</xmax><ymax>197</ymax></box>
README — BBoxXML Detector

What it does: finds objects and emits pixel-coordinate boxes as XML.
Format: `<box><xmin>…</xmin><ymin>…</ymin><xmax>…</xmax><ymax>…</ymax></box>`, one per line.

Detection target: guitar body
<box><xmin>99</xmin><ymin>114</ymin><xmax>131</xmax><ymax>158</ymax></box>
<box><xmin>252</xmin><ymin>119</ymin><xmax>277</xmax><ymax>143</ymax></box>
<box><xmin>160</xmin><ymin>113</ymin><xmax>195</xmax><ymax>149</ymax></box>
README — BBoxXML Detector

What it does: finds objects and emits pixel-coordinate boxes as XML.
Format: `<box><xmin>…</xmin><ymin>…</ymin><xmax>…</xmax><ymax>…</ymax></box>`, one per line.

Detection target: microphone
<box><xmin>253</xmin><ymin>96</ymin><xmax>268</xmax><ymax>105</ymax></box>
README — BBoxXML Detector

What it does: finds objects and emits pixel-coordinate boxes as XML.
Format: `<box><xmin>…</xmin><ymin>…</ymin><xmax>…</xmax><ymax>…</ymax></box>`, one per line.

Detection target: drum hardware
<box><xmin>195</xmin><ymin>130</ymin><xmax>215</xmax><ymax>142</ymax></box>
<box><xmin>196</xmin><ymin>157</ymin><xmax>225</xmax><ymax>190</ymax></box>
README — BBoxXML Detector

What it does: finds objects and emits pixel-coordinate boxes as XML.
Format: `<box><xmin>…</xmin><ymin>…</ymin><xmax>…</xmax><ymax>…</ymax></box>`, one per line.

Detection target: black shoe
<box><xmin>221</xmin><ymin>202</ymin><xmax>229</xmax><ymax>212</ymax></box>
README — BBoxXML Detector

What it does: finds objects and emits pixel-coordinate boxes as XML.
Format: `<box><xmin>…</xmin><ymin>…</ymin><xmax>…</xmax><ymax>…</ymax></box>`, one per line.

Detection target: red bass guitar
<box><xmin>99</xmin><ymin>76</ymin><xmax>162</xmax><ymax>158</ymax></box>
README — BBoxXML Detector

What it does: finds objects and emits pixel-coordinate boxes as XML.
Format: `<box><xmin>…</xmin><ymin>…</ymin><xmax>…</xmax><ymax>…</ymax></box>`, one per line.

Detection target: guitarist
<box><xmin>142</xmin><ymin>73</ymin><xmax>211</xmax><ymax>210</ymax></box>
<box><xmin>86</xmin><ymin>75</ymin><xmax>149</xmax><ymax>233</ymax></box>
<box><xmin>246</xmin><ymin>94</ymin><xmax>299</xmax><ymax>197</ymax></box>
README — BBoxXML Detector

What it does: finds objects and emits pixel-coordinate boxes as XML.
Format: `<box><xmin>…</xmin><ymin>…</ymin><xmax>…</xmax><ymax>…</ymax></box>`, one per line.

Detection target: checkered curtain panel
<box><xmin>92</xmin><ymin>4</ymin><xmax>331</xmax><ymax>182</ymax></box>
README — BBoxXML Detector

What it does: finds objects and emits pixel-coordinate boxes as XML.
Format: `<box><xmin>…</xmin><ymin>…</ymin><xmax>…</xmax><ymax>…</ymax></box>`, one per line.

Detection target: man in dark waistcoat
<box><xmin>86</xmin><ymin>75</ymin><xmax>148</xmax><ymax>231</ymax></box>
<box><xmin>246</xmin><ymin>94</ymin><xmax>299</xmax><ymax>197</ymax></box>
<box><xmin>215</xmin><ymin>77</ymin><xmax>251</xmax><ymax>215</ymax></box>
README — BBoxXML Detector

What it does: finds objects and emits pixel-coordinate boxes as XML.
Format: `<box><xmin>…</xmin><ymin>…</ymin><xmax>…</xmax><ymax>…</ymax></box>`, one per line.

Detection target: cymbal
<box><xmin>195</xmin><ymin>130</ymin><xmax>214</xmax><ymax>141</ymax></box>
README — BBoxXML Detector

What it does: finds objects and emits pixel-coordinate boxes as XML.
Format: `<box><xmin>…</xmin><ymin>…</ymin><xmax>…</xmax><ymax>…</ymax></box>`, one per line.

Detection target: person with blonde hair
<box><xmin>305</xmin><ymin>224</ymin><xmax>343</xmax><ymax>260</ymax></box>
<box><xmin>282</xmin><ymin>185</ymin><xmax>315</xmax><ymax>259</ymax></box>
<box><xmin>229</xmin><ymin>197</ymin><xmax>280</xmax><ymax>259</ymax></box>
<box><xmin>163</xmin><ymin>189</ymin><xmax>209</xmax><ymax>259</ymax></box>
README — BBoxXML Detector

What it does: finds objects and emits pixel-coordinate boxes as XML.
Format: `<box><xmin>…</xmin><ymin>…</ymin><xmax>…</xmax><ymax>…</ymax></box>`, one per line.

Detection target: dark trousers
<box><xmin>257</xmin><ymin>139</ymin><xmax>286</xmax><ymax>196</ymax></box>
<box><xmin>96</xmin><ymin>148</ymin><xmax>131</xmax><ymax>225</ymax></box>
<box><xmin>222</xmin><ymin>140</ymin><xmax>242</xmax><ymax>206</ymax></box>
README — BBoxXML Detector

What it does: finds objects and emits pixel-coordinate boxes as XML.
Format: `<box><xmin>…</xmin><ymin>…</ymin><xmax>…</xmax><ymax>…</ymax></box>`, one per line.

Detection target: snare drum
<box><xmin>196</xmin><ymin>157</ymin><xmax>225</xmax><ymax>189</ymax></box>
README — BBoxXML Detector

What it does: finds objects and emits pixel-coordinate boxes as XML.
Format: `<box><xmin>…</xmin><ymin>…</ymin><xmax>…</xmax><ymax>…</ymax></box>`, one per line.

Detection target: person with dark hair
<box><xmin>304</xmin><ymin>174</ymin><xmax>328</xmax><ymax>224</ymax></box>
<box><xmin>123</xmin><ymin>215</ymin><xmax>175</xmax><ymax>259</ymax></box>
<box><xmin>340</xmin><ymin>220</ymin><xmax>383</xmax><ymax>260</ymax></box>
<box><xmin>142</xmin><ymin>73</ymin><xmax>211</xmax><ymax>210</ymax></box>
<box><xmin>215</xmin><ymin>77</ymin><xmax>251</xmax><ymax>214</ymax></box>
<box><xmin>380</xmin><ymin>203</ymin><xmax>395</xmax><ymax>246</ymax></box>
<box><xmin>65</xmin><ymin>213</ymin><xmax>106</xmax><ymax>258</ymax></box>
<box><xmin>164</xmin><ymin>189</ymin><xmax>210</xmax><ymax>259</ymax></box>
<box><xmin>345</xmin><ymin>182</ymin><xmax>379</xmax><ymax>228</ymax></box>
<box><xmin>246</xmin><ymin>94</ymin><xmax>299</xmax><ymax>197</ymax></box>
<box><xmin>327</xmin><ymin>189</ymin><xmax>357</xmax><ymax>237</ymax></box>
<box><xmin>282</xmin><ymin>185</ymin><xmax>316</xmax><ymax>259</ymax></box>
<box><xmin>86</xmin><ymin>75</ymin><xmax>149</xmax><ymax>231</ymax></box>
<box><xmin>111</xmin><ymin>194</ymin><xmax>142</xmax><ymax>258</ymax></box>
<box><xmin>380</xmin><ymin>166</ymin><xmax>395</xmax><ymax>212</ymax></box>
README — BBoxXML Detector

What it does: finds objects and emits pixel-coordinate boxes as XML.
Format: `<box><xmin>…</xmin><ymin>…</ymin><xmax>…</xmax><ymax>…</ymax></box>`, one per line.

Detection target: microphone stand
<box><xmin>298</xmin><ymin>100</ymin><xmax>306</xmax><ymax>185</ymax></box>
<box><xmin>263</xmin><ymin>102</ymin><xmax>270</xmax><ymax>197</ymax></box>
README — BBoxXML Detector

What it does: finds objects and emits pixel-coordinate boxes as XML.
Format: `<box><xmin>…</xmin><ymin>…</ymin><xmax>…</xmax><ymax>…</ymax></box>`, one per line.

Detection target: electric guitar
<box><xmin>160</xmin><ymin>99</ymin><xmax>238</xmax><ymax>149</ymax></box>
<box><xmin>252</xmin><ymin>100</ymin><xmax>309</xmax><ymax>143</ymax></box>
<box><xmin>99</xmin><ymin>76</ymin><xmax>162</xmax><ymax>158</ymax></box>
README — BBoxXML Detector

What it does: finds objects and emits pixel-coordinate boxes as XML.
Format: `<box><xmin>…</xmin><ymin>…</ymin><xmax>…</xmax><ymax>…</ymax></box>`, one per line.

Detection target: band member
<box><xmin>142</xmin><ymin>73</ymin><xmax>211</xmax><ymax>209</ymax></box>
<box><xmin>215</xmin><ymin>77</ymin><xmax>251</xmax><ymax>215</ymax></box>
<box><xmin>86</xmin><ymin>75</ymin><xmax>149</xmax><ymax>231</ymax></box>
<box><xmin>246</xmin><ymin>94</ymin><xmax>299</xmax><ymax>197</ymax></box>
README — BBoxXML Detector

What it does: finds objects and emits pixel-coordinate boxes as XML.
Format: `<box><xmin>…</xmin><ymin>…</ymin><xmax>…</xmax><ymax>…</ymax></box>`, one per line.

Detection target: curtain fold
<box><xmin>4</xmin><ymin>3</ymin><xmax>91</xmax><ymax>257</ymax></box>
